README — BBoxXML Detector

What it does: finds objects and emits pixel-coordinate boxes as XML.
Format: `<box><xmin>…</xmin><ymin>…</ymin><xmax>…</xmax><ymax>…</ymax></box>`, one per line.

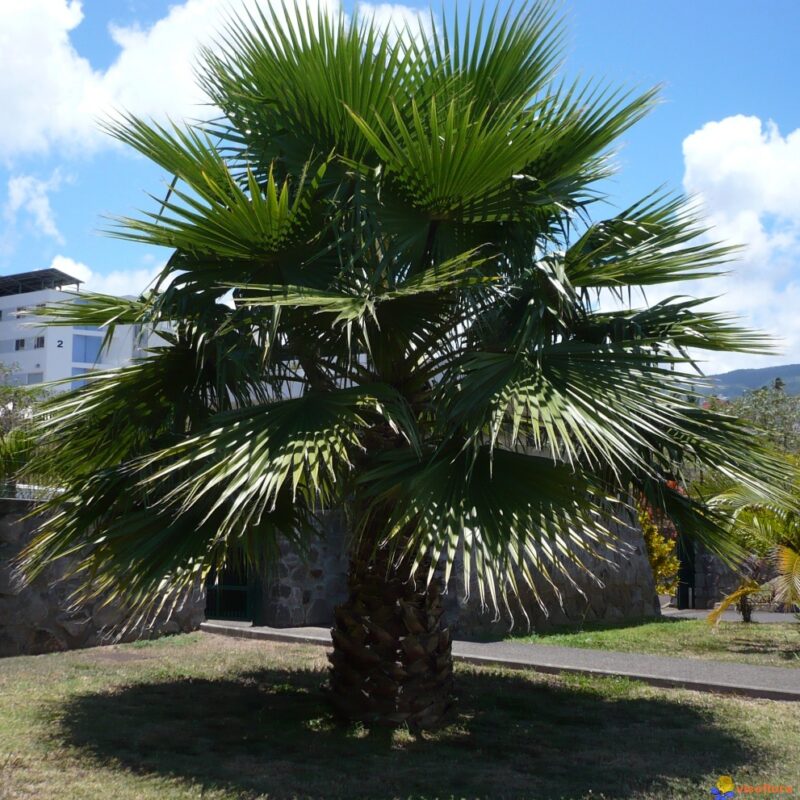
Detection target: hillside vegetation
<box><xmin>706</xmin><ymin>363</ymin><xmax>800</xmax><ymax>398</ymax></box>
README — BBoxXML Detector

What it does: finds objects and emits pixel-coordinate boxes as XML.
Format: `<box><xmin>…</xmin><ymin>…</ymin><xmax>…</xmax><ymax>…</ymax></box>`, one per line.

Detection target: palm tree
<box><xmin>22</xmin><ymin>2</ymin><xmax>789</xmax><ymax>728</ymax></box>
<box><xmin>707</xmin><ymin>473</ymin><xmax>800</xmax><ymax>623</ymax></box>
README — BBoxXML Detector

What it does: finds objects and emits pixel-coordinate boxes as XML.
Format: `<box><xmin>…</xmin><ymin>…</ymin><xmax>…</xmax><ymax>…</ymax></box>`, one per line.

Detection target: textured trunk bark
<box><xmin>737</xmin><ymin>593</ymin><xmax>754</xmax><ymax>623</ymax></box>
<box><xmin>327</xmin><ymin>541</ymin><xmax>453</xmax><ymax>729</ymax></box>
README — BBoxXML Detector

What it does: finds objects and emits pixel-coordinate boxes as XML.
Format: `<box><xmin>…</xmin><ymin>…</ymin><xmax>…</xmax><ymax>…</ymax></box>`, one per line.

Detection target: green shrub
<box><xmin>638</xmin><ymin>503</ymin><xmax>680</xmax><ymax>594</ymax></box>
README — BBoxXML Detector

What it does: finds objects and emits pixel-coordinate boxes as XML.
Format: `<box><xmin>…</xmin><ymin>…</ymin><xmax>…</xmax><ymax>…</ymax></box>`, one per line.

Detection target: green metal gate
<box><xmin>205</xmin><ymin>560</ymin><xmax>253</xmax><ymax>621</ymax></box>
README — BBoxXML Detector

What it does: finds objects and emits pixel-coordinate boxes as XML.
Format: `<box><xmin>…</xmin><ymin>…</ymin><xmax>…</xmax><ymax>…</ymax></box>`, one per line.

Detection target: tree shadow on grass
<box><xmin>725</xmin><ymin>637</ymin><xmax>800</xmax><ymax>663</ymax></box>
<box><xmin>56</xmin><ymin>665</ymin><xmax>756</xmax><ymax>800</ymax></box>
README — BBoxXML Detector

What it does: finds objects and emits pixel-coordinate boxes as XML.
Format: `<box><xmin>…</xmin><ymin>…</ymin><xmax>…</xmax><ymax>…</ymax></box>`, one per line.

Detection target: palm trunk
<box><xmin>737</xmin><ymin>593</ymin><xmax>754</xmax><ymax>622</ymax></box>
<box><xmin>327</xmin><ymin>543</ymin><xmax>453</xmax><ymax>729</ymax></box>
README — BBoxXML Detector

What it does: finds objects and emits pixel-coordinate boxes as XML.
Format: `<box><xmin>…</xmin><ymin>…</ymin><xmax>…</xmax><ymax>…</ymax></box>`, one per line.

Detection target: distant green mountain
<box><xmin>705</xmin><ymin>363</ymin><xmax>800</xmax><ymax>398</ymax></box>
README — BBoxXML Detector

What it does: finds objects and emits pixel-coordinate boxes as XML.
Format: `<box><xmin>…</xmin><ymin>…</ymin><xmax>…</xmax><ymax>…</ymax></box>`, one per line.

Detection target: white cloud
<box><xmin>49</xmin><ymin>254</ymin><xmax>160</xmax><ymax>297</ymax></box>
<box><xmin>4</xmin><ymin>171</ymin><xmax>66</xmax><ymax>244</ymax></box>
<box><xmin>357</xmin><ymin>3</ymin><xmax>434</xmax><ymax>44</ymax></box>
<box><xmin>0</xmin><ymin>0</ymin><xmax>427</xmax><ymax>159</ymax></box>
<box><xmin>679</xmin><ymin>115</ymin><xmax>800</xmax><ymax>373</ymax></box>
<box><xmin>0</xmin><ymin>1</ymin><xmax>98</xmax><ymax>158</ymax></box>
<box><xmin>683</xmin><ymin>116</ymin><xmax>800</xmax><ymax>221</ymax></box>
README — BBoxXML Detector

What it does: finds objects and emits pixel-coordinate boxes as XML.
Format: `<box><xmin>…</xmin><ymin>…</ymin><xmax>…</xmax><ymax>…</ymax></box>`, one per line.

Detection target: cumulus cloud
<box><xmin>4</xmin><ymin>171</ymin><xmax>66</xmax><ymax>244</ymax></box>
<box><xmin>49</xmin><ymin>254</ymin><xmax>160</xmax><ymax>297</ymax></box>
<box><xmin>357</xmin><ymin>2</ymin><xmax>434</xmax><ymax>44</ymax></box>
<box><xmin>683</xmin><ymin>115</ymin><xmax>800</xmax><ymax>221</ymax></box>
<box><xmin>0</xmin><ymin>0</ymin><xmax>426</xmax><ymax>159</ymax></box>
<box><xmin>680</xmin><ymin>115</ymin><xmax>800</xmax><ymax>373</ymax></box>
<box><xmin>0</xmin><ymin>1</ymin><xmax>98</xmax><ymax>158</ymax></box>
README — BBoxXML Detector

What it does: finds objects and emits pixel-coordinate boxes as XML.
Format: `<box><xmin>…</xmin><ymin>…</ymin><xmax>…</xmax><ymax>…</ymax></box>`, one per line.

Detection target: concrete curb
<box><xmin>200</xmin><ymin>620</ymin><xmax>800</xmax><ymax>702</ymax></box>
<box><xmin>202</xmin><ymin>620</ymin><xmax>330</xmax><ymax>647</ymax></box>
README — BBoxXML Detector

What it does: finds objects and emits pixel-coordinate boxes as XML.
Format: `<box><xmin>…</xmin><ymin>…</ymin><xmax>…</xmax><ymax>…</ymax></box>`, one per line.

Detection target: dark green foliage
<box><xmin>729</xmin><ymin>380</ymin><xmax>800</xmax><ymax>453</ymax></box>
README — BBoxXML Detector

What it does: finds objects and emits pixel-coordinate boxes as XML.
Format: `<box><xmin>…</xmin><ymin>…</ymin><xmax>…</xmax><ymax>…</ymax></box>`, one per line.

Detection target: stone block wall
<box><xmin>252</xmin><ymin>512</ymin><xmax>350</xmax><ymax>627</ymax></box>
<box><xmin>250</xmin><ymin>508</ymin><xmax>660</xmax><ymax>635</ymax></box>
<box><xmin>690</xmin><ymin>546</ymin><xmax>789</xmax><ymax>611</ymax></box>
<box><xmin>0</xmin><ymin>499</ymin><xmax>205</xmax><ymax>658</ymax></box>
<box><xmin>445</xmin><ymin>508</ymin><xmax>661</xmax><ymax>637</ymax></box>
<box><xmin>692</xmin><ymin>545</ymin><xmax>741</xmax><ymax>609</ymax></box>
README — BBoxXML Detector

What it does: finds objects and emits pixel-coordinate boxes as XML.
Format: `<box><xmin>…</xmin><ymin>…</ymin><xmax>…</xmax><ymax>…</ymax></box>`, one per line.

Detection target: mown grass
<box><xmin>0</xmin><ymin>632</ymin><xmax>798</xmax><ymax>799</ymax></box>
<box><xmin>510</xmin><ymin>618</ymin><xmax>800</xmax><ymax>669</ymax></box>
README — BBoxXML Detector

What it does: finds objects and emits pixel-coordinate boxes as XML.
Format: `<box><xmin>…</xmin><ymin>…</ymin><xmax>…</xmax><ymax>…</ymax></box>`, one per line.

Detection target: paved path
<box><xmin>661</xmin><ymin>607</ymin><xmax>794</xmax><ymax>624</ymax></box>
<box><xmin>200</xmin><ymin>619</ymin><xmax>800</xmax><ymax>702</ymax></box>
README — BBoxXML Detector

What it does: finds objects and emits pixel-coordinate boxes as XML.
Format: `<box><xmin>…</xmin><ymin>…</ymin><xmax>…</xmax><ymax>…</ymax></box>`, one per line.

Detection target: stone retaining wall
<box><xmin>252</xmin><ymin>509</ymin><xmax>660</xmax><ymax>635</ymax></box>
<box><xmin>692</xmin><ymin>544</ymin><xmax>741</xmax><ymax>609</ymax></box>
<box><xmin>0</xmin><ymin>500</ymin><xmax>205</xmax><ymax>657</ymax></box>
<box><xmin>690</xmin><ymin>545</ymin><xmax>790</xmax><ymax>611</ymax></box>
<box><xmin>2</xmin><ymin>496</ymin><xmax>659</xmax><ymax>654</ymax></box>
<box><xmin>445</xmin><ymin>507</ymin><xmax>661</xmax><ymax>636</ymax></box>
<box><xmin>252</xmin><ymin>512</ymin><xmax>350</xmax><ymax>627</ymax></box>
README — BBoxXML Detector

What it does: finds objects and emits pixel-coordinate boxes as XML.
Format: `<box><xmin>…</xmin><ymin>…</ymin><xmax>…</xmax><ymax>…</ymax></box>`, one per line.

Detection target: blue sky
<box><xmin>2</xmin><ymin>0</ymin><xmax>799</xmax><ymax>374</ymax></box>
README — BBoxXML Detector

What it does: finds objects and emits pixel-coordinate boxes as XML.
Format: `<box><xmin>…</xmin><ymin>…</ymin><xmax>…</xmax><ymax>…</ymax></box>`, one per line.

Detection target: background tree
<box><xmin>21</xmin><ymin>2</ymin><xmax>790</xmax><ymax>727</ymax></box>
<box><xmin>706</xmin><ymin>461</ymin><xmax>800</xmax><ymax>623</ymax></box>
<box><xmin>727</xmin><ymin>379</ymin><xmax>800</xmax><ymax>454</ymax></box>
<box><xmin>0</xmin><ymin>364</ymin><xmax>43</xmax><ymax>494</ymax></box>
<box><xmin>700</xmin><ymin>381</ymin><xmax>800</xmax><ymax>621</ymax></box>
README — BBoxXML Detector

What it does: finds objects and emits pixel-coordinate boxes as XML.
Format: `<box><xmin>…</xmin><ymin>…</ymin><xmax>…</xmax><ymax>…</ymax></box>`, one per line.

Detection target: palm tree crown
<box><xmin>23</xmin><ymin>2</ymin><xmax>786</xmax><ymax>643</ymax></box>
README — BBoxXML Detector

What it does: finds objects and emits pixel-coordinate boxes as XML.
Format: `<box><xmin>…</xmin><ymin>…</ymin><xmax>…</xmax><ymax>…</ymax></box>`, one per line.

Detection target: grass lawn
<box><xmin>510</xmin><ymin>618</ymin><xmax>800</xmax><ymax>669</ymax></box>
<box><xmin>0</xmin><ymin>633</ymin><xmax>799</xmax><ymax>799</ymax></box>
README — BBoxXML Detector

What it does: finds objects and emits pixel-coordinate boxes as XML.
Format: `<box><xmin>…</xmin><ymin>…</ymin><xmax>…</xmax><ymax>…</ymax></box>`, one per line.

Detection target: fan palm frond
<box><xmin>773</xmin><ymin>545</ymin><xmax>800</xmax><ymax>608</ymax></box>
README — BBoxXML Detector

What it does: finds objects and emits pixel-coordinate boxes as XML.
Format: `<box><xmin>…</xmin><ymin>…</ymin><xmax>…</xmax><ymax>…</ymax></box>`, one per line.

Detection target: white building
<box><xmin>0</xmin><ymin>268</ymin><xmax>147</xmax><ymax>391</ymax></box>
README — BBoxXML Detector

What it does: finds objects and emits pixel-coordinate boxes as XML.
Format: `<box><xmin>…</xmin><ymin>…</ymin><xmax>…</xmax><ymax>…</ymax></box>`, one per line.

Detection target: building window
<box><xmin>0</xmin><ymin>310</ymin><xmax>3</xmax><ymax>321</ymax></box>
<box><xmin>72</xmin><ymin>334</ymin><xmax>102</xmax><ymax>364</ymax></box>
<box><xmin>15</xmin><ymin>306</ymin><xmax>26</xmax><ymax>319</ymax></box>
<box><xmin>34</xmin><ymin>335</ymin><xmax>45</xmax><ymax>349</ymax></box>
<box><xmin>71</xmin><ymin>367</ymin><xmax>89</xmax><ymax>390</ymax></box>
<box><xmin>26</xmin><ymin>372</ymin><xmax>43</xmax><ymax>385</ymax></box>
<box><xmin>14</xmin><ymin>338</ymin><xmax>25</xmax><ymax>351</ymax></box>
